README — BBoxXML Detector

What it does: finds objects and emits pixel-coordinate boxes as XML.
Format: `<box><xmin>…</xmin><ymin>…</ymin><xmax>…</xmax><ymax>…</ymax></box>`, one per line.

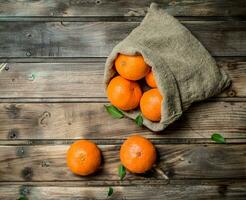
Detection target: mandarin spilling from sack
<box><xmin>107</xmin><ymin>54</ymin><xmax>163</xmax><ymax>122</ymax></box>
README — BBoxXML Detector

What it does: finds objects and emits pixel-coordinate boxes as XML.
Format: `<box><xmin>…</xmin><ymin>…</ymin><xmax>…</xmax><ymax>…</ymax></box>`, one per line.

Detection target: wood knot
<box><xmin>6</xmin><ymin>104</ymin><xmax>21</xmax><ymax>119</ymax></box>
<box><xmin>227</xmin><ymin>90</ymin><xmax>236</xmax><ymax>97</ymax></box>
<box><xmin>26</xmin><ymin>51</ymin><xmax>32</xmax><ymax>57</ymax></box>
<box><xmin>16</xmin><ymin>147</ymin><xmax>26</xmax><ymax>157</ymax></box>
<box><xmin>8</xmin><ymin>129</ymin><xmax>19</xmax><ymax>139</ymax></box>
<box><xmin>95</xmin><ymin>0</ymin><xmax>101</xmax><ymax>5</ymax></box>
<box><xmin>41</xmin><ymin>160</ymin><xmax>51</xmax><ymax>167</ymax></box>
<box><xmin>4</xmin><ymin>66</ymin><xmax>9</xmax><ymax>71</ymax></box>
<box><xmin>39</xmin><ymin>111</ymin><xmax>51</xmax><ymax>127</ymax></box>
<box><xmin>21</xmin><ymin>167</ymin><xmax>33</xmax><ymax>181</ymax></box>
<box><xmin>26</xmin><ymin>33</ymin><xmax>32</xmax><ymax>38</ymax></box>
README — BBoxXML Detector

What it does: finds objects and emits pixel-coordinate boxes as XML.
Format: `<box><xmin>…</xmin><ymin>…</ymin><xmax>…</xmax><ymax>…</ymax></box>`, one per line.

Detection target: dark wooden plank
<box><xmin>0</xmin><ymin>184</ymin><xmax>245</xmax><ymax>200</ymax></box>
<box><xmin>0</xmin><ymin>144</ymin><xmax>245</xmax><ymax>181</ymax></box>
<box><xmin>0</xmin><ymin>21</ymin><xmax>246</xmax><ymax>57</ymax></box>
<box><xmin>0</xmin><ymin>102</ymin><xmax>245</xmax><ymax>140</ymax></box>
<box><xmin>216</xmin><ymin>58</ymin><xmax>246</xmax><ymax>98</ymax></box>
<box><xmin>0</xmin><ymin>59</ymin><xmax>244</xmax><ymax>98</ymax></box>
<box><xmin>0</xmin><ymin>0</ymin><xmax>245</xmax><ymax>17</ymax></box>
<box><xmin>0</xmin><ymin>63</ymin><xmax>104</xmax><ymax>98</ymax></box>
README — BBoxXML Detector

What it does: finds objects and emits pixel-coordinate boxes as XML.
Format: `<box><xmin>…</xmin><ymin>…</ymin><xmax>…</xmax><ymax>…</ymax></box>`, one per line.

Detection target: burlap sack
<box><xmin>104</xmin><ymin>3</ymin><xmax>231</xmax><ymax>132</ymax></box>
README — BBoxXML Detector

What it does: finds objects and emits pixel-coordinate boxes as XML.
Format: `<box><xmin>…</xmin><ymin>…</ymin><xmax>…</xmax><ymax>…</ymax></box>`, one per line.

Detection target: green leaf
<box><xmin>135</xmin><ymin>114</ymin><xmax>143</xmax><ymax>127</ymax></box>
<box><xmin>18</xmin><ymin>197</ymin><xmax>28</xmax><ymax>200</ymax></box>
<box><xmin>107</xmin><ymin>187</ymin><xmax>113</xmax><ymax>197</ymax></box>
<box><xmin>118</xmin><ymin>164</ymin><xmax>126</xmax><ymax>180</ymax></box>
<box><xmin>104</xmin><ymin>105</ymin><xmax>124</xmax><ymax>119</ymax></box>
<box><xmin>211</xmin><ymin>133</ymin><xmax>226</xmax><ymax>144</ymax></box>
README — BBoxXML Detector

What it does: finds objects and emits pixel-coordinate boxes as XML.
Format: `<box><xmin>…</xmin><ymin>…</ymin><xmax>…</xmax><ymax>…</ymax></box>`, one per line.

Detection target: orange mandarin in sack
<box><xmin>115</xmin><ymin>54</ymin><xmax>150</xmax><ymax>81</ymax></box>
<box><xmin>140</xmin><ymin>88</ymin><xmax>163</xmax><ymax>121</ymax></box>
<box><xmin>107</xmin><ymin>76</ymin><xmax>142</xmax><ymax>111</ymax></box>
<box><xmin>145</xmin><ymin>70</ymin><xmax>157</xmax><ymax>88</ymax></box>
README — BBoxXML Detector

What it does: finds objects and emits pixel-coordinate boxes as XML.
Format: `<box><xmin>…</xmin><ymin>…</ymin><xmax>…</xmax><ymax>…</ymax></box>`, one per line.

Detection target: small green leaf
<box><xmin>18</xmin><ymin>197</ymin><xmax>28</xmax><ymax>200</ymax></box>
<box><xmin>104</xmin><ymin>105</ymin><xmax>124</xmax><ymax>119</ymax></box>
<box><xmin>107</xmin><ymin>187</ymin><xmax>113</xmax><ymax>197</ymax></box>
<box><xmin>118</xmin><ymin>164</ymin><xmax>126</xmax><ymax>180</ymax></box>
<box><xmin>211</xmin><ymin>133</ymin><xmax>226</xmax><ymax>144</ymax></box>
<box><xmin>135</xmin><ymin>114</ymin><xmax>143</xmax><ymax>127</ymax></box>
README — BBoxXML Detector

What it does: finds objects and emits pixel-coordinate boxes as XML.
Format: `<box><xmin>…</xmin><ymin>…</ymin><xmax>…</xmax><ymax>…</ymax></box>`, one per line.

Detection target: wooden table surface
<box><xmin>0</xmin><ymin>1</ymin><xmax>246</xmax><ymax>199</ymax></box>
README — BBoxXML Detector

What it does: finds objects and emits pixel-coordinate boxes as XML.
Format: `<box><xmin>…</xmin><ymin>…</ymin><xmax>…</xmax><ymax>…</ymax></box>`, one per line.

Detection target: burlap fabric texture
<box><xmin>104</xmin><ymin>3</ymin><xmax>231</xmax><ymax>132</ymax></box>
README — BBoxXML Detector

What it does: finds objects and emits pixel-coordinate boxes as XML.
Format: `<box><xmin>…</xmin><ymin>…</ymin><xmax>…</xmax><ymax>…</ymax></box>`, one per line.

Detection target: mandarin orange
<box><xmin>140</xmin><ymin>88</ymin><xmax>163</xmax><ymax>121</ymax></box>
<box><xmin>145</xmin><ymin>70</ymin><xmax>157</xmax><ymax>88</ymax></box>
<box><xmin>67</xmin><ymin>140</ymin><xmax>101</xmax><ymax>176</ymax></box>
<box><xmin>115</xmin><ymin>54</ymin><xmax>150</xmax><ymax>80</ymax></box>
<box><xmin>120</xmin><ymin>135</ymin><xmax>156</xmax><ymax>173</ymax></box>
<box><xmin>107</xmin><ymin>76</ymin><xmax>142</xmax><ymax>111</ymax></box>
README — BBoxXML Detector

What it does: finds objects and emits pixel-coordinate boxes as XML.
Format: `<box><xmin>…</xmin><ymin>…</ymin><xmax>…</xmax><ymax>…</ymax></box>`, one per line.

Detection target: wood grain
<box><xmin>0</xmin><ymin>183</ymin><xmax>245</xmax><ymax>200</ymax></box>
<box><xmin>0</xmin><ymin>0</ymin><xmax>245</xmax><ymax>17</ymax></box>
<box><xmin>0</xmin><ymin>102</ymin><xmax>245</xmax><ymax>140</ymax></box>
<box><xmin>0</xmin><ymin>63</ymin><xmax>104</xmax><ymax>98</ymax></box>
<box><xmin>0</xmin><ymin>1</ymin><xmax>245</xmax><ymax>199</ymax></box>
<box><xmin>0</xmin><ymin>21</ymin><xmax>246</xmax><ymax>57</ymax></box>
<box><xmin>0</xmin><ymin>144</ymin><xmax>245</xmax><ymax>181</ymax></box>
<box><xmin>0</xmin><ymin>59</ymin><xmax>244</xmax><ymax>98</ymax></box>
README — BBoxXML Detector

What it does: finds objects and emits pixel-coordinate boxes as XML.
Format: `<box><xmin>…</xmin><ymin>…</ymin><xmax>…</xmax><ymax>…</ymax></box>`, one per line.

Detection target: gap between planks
<box><xmin>0</xmin><ymin>179</ymin><xmax>245</xmax><ymax>186</ymax></box>
<box><xmin>0</xmin><ymin>16</ymin><xmax>246</xmax><ymax>22</ymax></box>
<box><xmin>0</xmin><ymin>138</ymin><xmax>246</xmax><ymax>145</ymax></box>
<box><xmin>0</xmin><ymin>0</ymin><xmax>245</xmax><ymax>19</ymax></box>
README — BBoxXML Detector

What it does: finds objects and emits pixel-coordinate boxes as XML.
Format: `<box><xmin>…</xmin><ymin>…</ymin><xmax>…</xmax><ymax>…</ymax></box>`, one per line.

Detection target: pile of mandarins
<box><xmin>107</xmin><ymin>54</ymin><xmax>163</xmax><ymax>122</ymax></box>
<box><xmin>66</xmin><ymin>54</ymin><xmax>159</xmax><ymax>178</ymax></box>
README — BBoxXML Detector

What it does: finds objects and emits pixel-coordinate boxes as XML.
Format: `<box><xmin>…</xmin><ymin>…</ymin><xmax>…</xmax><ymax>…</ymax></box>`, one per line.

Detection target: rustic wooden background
<box><xmin>0</xmin><ymin>1</ymin><xmax>246</xmax><ymax>199</ymax></box>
